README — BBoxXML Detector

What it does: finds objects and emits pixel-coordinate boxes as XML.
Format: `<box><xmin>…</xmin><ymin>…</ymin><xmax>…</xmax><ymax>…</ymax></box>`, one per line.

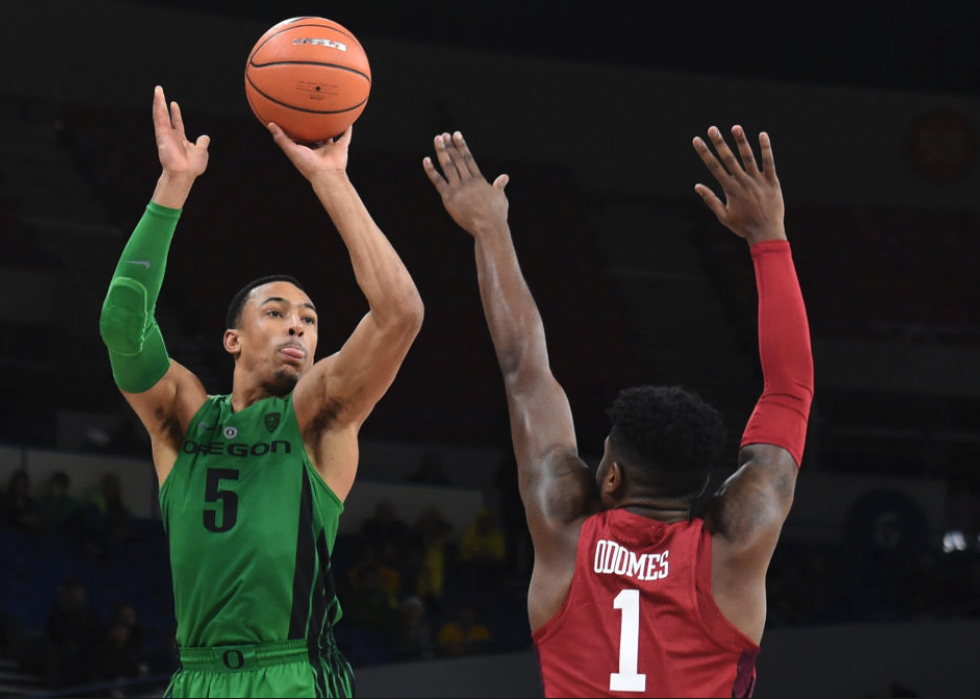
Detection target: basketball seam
<box><xmin>247</xmin><ymin>60</ymin><xmax>371</xmax><ymax>83</ymax></box>
<box><xmin>248</xmin><ymin>23</ymin><xmax>362</xmax><ymax>62</ymax></box>
<box><xmin>244</xmin><ymin>72</ymin><xmax>368</xmax><ymax>115</ymax></box>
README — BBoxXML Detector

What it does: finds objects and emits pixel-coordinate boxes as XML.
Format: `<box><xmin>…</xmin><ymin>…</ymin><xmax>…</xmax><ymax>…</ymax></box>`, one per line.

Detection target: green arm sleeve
<box><xmin>99</xmin><ymin>201</ymin><xmax>180</xmax><ymax>393</ymax></box>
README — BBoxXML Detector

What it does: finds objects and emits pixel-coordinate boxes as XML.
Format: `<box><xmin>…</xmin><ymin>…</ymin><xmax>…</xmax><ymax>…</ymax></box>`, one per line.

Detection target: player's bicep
<box><xmin>504</xmin><ymin>369</ymin><xmax>577</xmax><ymax>466</ymax></box>
<box><xmin>703</xmin><ymin>444</ymin><xmax>798</xmax><ymax>563</ymax></box>
<box><xmin>123</xmin><ymin>360</ymin><xmax>205</xmax><ymax>438</ymax></box>
<box><xmin>297</xmin><ymin>309</ymin><xmax>420</xmax><ymax>427</ymax></box>
<box><xmin>121</xmin><ymin>360</ymin><xmax>206</xmax><ymax>482</ymax></box>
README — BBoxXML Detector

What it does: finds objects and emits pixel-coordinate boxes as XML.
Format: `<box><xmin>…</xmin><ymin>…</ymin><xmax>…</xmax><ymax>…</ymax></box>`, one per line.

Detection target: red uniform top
<box><xmin>532</xmin><ymin>509</ymin><xmax>759</xmax><ymax>698</ymax></box>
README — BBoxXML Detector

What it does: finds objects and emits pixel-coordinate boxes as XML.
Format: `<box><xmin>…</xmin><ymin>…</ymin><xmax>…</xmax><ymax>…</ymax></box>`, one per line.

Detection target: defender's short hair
<box><xmin>606</xmin><ymin>385</ymin><xmax>727</xmax><ymax>498</ymax></box>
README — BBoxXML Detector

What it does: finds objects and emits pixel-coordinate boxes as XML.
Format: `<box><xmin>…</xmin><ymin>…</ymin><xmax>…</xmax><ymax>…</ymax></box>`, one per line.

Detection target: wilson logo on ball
<box><xmin>292</xmin><ymin>37</ymin><xmax>348</xmax><ymax>51</ymax></box>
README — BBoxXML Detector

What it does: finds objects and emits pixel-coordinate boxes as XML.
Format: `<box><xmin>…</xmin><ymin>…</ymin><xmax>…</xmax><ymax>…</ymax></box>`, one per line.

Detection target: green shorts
<box><xmin>164</xmin><ymin>638</ymin><xmax>354</xmax><ymax>698</ymax></box>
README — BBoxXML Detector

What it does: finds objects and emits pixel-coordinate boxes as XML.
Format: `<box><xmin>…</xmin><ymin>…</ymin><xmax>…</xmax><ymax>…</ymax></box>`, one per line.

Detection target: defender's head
<box><xmin>223</xmin><ymin>274</ymin><xmax>317</xmax><ymax>395</ymax></box>
<box><xmin>597</xmin><ymin>385</ymin><xmax>727</xmax><ymax>508</ymax></box>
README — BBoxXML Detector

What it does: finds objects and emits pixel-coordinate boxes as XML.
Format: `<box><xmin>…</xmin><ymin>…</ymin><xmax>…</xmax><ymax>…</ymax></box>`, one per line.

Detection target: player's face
<box><xmin>230</xmin><ymin>281</ymin><xmax>319</xmax><ymax>390</ymax></box>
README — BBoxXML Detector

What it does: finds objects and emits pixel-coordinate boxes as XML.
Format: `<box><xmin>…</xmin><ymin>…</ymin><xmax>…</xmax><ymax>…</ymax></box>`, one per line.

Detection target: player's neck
<box><xmin>230</xmin><ymin>371</ymin><xmax>288</xmax><ymax>412</ymax></box>
<box><xmin>616</xmin><ymin>500</ymin><xmax>691</xmax><ymax>523</ymax></box>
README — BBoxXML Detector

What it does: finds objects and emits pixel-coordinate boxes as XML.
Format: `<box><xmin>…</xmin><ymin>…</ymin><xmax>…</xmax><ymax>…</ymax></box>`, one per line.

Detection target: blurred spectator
<box><xmin>46</xmin><ymin>578</ymin><xmax>104</xmax><ymax>687</ymax></box>
<box><xmin>437</xmin><ymin>601</ymin><xmax>492</xmax><ymax>657</ymax></box>
<box><xmin>85</xmin><ymin>472</ymin><xmax>135</xmax><ymax>558</ymax></box>
<box><xmin>349</xmin><ymin>543</ymin><xmax>402</xmax><ymax>606</ymax></box>
<box><xmin>458</xmin><ymin>507</ymin><xmax>506</xmax><ymax>591</ymax></box>
<box><xmin>110</xmin><ymin>602</ymin><xmax>146</xmax><ymax>661</ymax></box>
<box><xmin>406</xmin><ymin>450</ymin><xmax>452</xmax><ymax>485</ymax></box>
<box><xmin>358</xmin><ymin>500</ymin><xmax>409</xmax><ymax>551</ymax></box>
<box><xmin>494</xmin><ymin>454</ymin><xmax>532</xmax><ymax>582</ymax></box>
<box><xmin>412</xmin><ymin>507</ymin><xmax>456</xmax><ymax>614</ymax></box>
<box><xmin>1</xmin><ymin>469</ymin><xmax>41</xmax><ymax>533</ymax></box>
<box><xmin>345</xmin><ymin>562</ymin><xmax>397</xmax><ymax>638</ymax></box>
<box><xmin>36</xmin><ymin>471</ymin><xmax>83</xmax><ymax>536</ymax></box>
<box><xmin>96</xmin><ymin>620</ymin><xmax>146</xmax><ymax>696</ymax></box>
<box><xmin>391</xmin><ymin>595</ymin><xmax>434</xmax><ymax>661</ymax></box>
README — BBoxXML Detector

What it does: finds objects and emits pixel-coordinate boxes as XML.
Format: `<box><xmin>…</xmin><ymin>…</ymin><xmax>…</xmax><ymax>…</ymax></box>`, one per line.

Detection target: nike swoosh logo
<box><xmin>198</xmin><ymin>421</ymin><xmax>214</xmax><ymax>431</ymax></box>
<box><xmin>125</xmin><ymin>260</ymin><xmax>151</xmax><ymax>269</ymax></box>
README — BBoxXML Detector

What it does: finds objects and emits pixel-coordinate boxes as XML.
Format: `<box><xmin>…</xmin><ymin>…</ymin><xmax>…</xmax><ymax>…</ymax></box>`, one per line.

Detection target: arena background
<box><xmin>0</xmin><ymin>1</ymin><xmax>978</xmax><ymax>697</ymax></box>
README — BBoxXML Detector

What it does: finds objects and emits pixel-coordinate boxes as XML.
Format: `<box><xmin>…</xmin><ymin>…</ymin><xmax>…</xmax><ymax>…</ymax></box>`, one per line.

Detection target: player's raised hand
<box><xmin>693</xmin><ymin>125</ymin><xmax>786</xmax><ymax>245</ymax></box>
<box><xmin>423</xmin><ymin>132</ymin><xmax>510</xmax><ymax>236</ymax></box>
<box><xmin>152</xmin><ymin>86</ymin><xmax>209</xmax><ymax>179</ymax></box>
<box><xmin>268</xmin><ymin>123</ymin><xmax>350</xmax><ymax>182</ymax></box>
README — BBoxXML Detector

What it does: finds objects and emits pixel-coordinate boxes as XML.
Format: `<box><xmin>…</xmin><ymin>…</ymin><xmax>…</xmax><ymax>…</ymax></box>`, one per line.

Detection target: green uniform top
<box><xmin>160</xmin><ymin>393</ymin><xmax>344</xmax><ymax>649</ymax></box>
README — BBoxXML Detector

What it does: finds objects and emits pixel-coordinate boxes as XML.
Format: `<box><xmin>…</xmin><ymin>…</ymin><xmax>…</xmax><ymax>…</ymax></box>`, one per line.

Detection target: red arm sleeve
<box><xmin>740</xmin><ymin>240</ymin><xmax>815</xmax><ymax>467</ymax></box>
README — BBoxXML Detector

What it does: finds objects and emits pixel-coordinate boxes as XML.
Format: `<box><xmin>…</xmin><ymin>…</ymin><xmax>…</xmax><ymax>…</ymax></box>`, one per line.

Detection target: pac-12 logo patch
<box><xmin>265</xmin><ymin>413</ymin><xmax>281</xmax><ymax>433</ymax></box>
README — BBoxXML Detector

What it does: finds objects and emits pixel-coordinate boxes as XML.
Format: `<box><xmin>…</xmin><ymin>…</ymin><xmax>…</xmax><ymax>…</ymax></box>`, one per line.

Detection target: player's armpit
<box><xmin>293</xmin><ymin>304</ymin><xmax>422</xmax><ymax>432</ymax></box>
<box><xmin>702</xmin><ymin>443</ymin><xmax>798</xmax><ymax>550</ymax></box>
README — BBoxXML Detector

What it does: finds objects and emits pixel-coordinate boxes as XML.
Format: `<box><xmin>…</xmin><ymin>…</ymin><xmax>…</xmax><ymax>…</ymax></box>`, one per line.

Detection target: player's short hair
<box><xmin>606</xmin><ymin>385</ymin><xmax>726</xmax><ymax>499</ymax></box>
<box><xmin>226</xmin><ymin>274</ymin><xmax>306</xmax><ymax>329</ymax></box>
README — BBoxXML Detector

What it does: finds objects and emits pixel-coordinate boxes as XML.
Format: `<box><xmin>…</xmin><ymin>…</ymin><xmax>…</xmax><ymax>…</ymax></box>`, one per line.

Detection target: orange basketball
<box><xmin>244</xmin><ymin>17</ymin><xmax>371</xmax><ymax>144</ymax></box>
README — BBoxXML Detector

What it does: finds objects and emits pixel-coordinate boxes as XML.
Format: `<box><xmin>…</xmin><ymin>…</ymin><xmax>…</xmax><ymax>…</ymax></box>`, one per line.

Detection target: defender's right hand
<box><xmin>423</xmin><ymin>131</ymin><xmax>510</xmax><ymax>236</ymax></box>
<box><xmin>153</xmin><ymin>85</ymin><xmax>210</xmax><ymax>180</ymax></box>
<box><xmin>693</xmin><ymin>125</ymin><xmax>785</xmax><ymax>245</ymax></box>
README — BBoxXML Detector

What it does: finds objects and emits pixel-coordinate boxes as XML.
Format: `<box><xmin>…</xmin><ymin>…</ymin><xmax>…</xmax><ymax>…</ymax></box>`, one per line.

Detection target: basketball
<box><xmin>244</xmin><ymin>17</ymin><xmax>371</xmax><ymax>144</ymax></box>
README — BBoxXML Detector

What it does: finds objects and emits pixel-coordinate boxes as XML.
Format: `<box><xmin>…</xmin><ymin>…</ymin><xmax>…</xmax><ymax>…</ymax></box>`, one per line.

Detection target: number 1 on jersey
<box><xmin>610</xmin><ymin>589</ymin><xmax>647</xmax><ymax>692</ymax></box>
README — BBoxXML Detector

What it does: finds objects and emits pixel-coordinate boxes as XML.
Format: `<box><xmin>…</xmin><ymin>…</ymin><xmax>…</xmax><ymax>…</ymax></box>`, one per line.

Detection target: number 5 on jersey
<box><xmin>204</xmin><ymin>468</ymin><xmax>240</xmax><ymax>532</ymax></box>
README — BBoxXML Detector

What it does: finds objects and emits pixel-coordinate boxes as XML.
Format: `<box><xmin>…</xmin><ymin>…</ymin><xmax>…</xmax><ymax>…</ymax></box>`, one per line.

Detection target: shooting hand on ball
<box><xmin>269</xmin><ymin>123</ymin><xmax>351</xmax><ymax>183</ymax></box>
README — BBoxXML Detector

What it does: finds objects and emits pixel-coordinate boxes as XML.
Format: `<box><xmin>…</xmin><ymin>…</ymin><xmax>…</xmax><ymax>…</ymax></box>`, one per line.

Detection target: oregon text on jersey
<box><xmin>593</xmin><ymin>539</ymin><xmax>669</xmax><ymax>581</ymax></box>
<box><xmin>181</xmin><ymin>439</ymin><xmax>292</xmax><ymax>457</ymax></box>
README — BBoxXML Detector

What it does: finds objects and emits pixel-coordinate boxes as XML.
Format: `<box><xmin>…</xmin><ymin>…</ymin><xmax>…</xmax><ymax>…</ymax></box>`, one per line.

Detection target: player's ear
<box><xmin>223</xmin><ymin>328</ymin><xmax>241</xmax><ymax>356</ymax></box>
<box><xmin>602</xmin><ymin>461</ymin><xmax>625</xmax><ymax>498</ymax></box>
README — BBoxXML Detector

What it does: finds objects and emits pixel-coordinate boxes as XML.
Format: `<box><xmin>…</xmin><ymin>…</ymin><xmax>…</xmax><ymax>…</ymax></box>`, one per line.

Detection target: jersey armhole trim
<box><xmin>530</xmin><ymin>515</ymin><xmax>594</xmax><ymax>645</ymax></box>
<box><xmin>285</xmin><ymin>393</ymin><xmax>345</xmax><ymax>513</ymax></box>
<box><xmin>696</xmin><ymin>527</ymin><xmax>760</xmax><ymax>652</ymax></box>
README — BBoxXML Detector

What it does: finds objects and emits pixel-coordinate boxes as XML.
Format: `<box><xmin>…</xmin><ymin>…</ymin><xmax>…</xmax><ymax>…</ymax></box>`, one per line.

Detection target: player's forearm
<box><xmin>151</xmin><ymin>171</ymin><xmax>197</xmax><ymax>210</ymax></box>
<box><xmin>312</xmin><ymin>172</ymin><xmax>423</xmax><ymax>326</ymax></box>
<box><xmin>740</xmin><ymin>240</ymin><xmax>814</xmax><ymax>466</ymax></box>
<box><xmin>100</xmin><ymin>201</ymin><xmax>179</xmax><ymax>392</ymax></box>
<box><xmin>473</xmin><ymin>224</ymin><xmax>550</xmax><ymax>379</ymax></box>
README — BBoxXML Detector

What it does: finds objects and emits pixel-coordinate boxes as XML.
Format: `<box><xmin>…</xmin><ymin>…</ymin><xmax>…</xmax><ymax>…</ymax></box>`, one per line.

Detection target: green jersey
<box><xmin>160</xmin><ymin>393</ymin><xmax>344</xmax><ymax>649</ymax></box>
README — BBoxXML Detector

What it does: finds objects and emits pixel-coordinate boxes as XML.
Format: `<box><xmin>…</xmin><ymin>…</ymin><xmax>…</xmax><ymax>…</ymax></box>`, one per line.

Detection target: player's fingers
<box><xmin>196</xmin><ymin>134</ymin><xmax>211</xmax><ymax>150</ymax></box>
<box><xmin>707</xmin><ymin>126</ymin><xmax>745</xmax><ymax>179</ymax></box>
<box><xmin>693</xmin><ymin>136</ymin><xmax>731</xmax><ymax>185</ymax></box>
<box><xmin>434</xmin><ymin>133</ymin><xmax>461</xmax><ymax>184</ymax></box>
<box><xmin>443</xmin><ymin>132</ymin><xmax>473</xmax><ymax>181</ymax></box>
<box><xmin>731</xmin><ymin>125</ymin><xmax>759</xmax><ymax>175</ymax></box>
<box><xmin>267</xmin><ymin>122</ymin><xmax>297</xmax><ymax>154</ymax></box>
<box><xmin>335</xmin><ymin>125</ymin><xmax>353</xmax><ymax>147</ymax></box>
<box><xmin>152</xmin><ymin>86</ymin><xmax>170</xmax><ymax>132</ymax></box>
<box><xmin>170</xmin><ymin>101</ymin><xmax>186</xmax><ymax>139</ymax></box>
<box><xmin>453</xmin><ymin>132</ymin><xmax>483</xmax><ymax>179</ymax></box>
<box><xmin>759</xmin><ymin>132</ymin><xmax>777</xmax><ymax>181</ymax></box>
<box><xmin>493</xmin><ymin>173</ymin><xmax>509</xmax><ymax>191</ymax></box>
<box><xmin>422</xmin><ymin>156</ymin><xmax>449</xmax><ymax>196</ymax></box>
<box><xmin>694</xmin><ymin>183</ymin><xmax>726</xmax><ymax>220</ymax></box>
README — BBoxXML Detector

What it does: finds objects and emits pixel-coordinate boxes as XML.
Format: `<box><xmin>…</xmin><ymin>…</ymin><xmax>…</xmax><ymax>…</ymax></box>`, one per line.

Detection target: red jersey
<box><xmin>532</xmin><ymin>509</ymin><xmax>759</xmax><ymax>698</ymax></box>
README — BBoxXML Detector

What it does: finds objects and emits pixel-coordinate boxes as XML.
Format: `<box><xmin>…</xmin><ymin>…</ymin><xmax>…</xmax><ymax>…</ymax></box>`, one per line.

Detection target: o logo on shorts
<box><xmin>222</xmin><ymin>649</ymin><xmax>245</xmax><ymax>670</ymax></box>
